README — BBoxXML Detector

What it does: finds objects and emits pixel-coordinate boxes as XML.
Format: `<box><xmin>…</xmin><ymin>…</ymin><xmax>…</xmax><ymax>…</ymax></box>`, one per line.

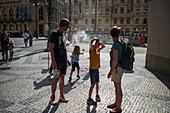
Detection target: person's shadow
<box><xmin>86</xmin><ymin>104</ymin><xmax>97</xmax><ymax>113</ymax></box>
<box><xmin>42</xmin><ymin>101</ymin><xmax>61</xmax><ymax>113</ymax></box>
<box><xmin>64</xmin><ymin>79</ymin><xmax>79</xmax><ymax>94</ymax></box>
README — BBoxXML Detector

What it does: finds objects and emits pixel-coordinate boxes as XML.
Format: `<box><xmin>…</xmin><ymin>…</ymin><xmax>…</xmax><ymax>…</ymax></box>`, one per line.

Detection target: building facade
<box><xmin>71</xmin><ymin>0</ymin><xmax>149</xmax><ymax>39</ymax></box>
<box><xmin>0</xmin><ymin>0</ymin><xmax>68</xmax><ymax>37</ymax></box>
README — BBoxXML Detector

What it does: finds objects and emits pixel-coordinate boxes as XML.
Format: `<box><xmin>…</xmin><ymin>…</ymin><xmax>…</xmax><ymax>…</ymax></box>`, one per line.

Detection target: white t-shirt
<box><xmin>124</xmin><ymin>38</ymin><xmax>129</xmax><ymax>43</ymax></box>
<box><xmin>23</xmin><ymin>33</ymin><xmax>29</xmax><ymax>39</ymax></box>
<box><xmin>72</xmin><ymin>34</ymin><xmax>78</xmax><ymax>47</ymax></box>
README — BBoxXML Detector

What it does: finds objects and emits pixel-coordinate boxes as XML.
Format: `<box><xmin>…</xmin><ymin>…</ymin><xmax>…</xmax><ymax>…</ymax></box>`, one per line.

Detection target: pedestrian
<box><xmin>87</xmin><ymin>37</ymin><xmax>105</xmax><ymax>105</ymax></box>
<box><xmin>49</xmin><ymin>18</ymin><xmax>70</xmax><ymax>104</ymax></box>
<box><xmin>124</xmin><ymin>36</ymin><xmax>129</xmax><ymax>43</ymax></box>
<box><xmin>22</xmin><ymin>30</ymin><xmax>29</xmax><ymax>47</ymax></box>
<box><xmin>29</xmin><ymin>33</ymin><xmax>33</xmax><ymax>47</ymax></box>
<box><xmin>69</xmin><ymin>45</ymin><xmax>84</xmax><ymax>82</ymax></box>
<box><xmin>9</xmin><ymin>40</ymin><xmax>15</xmax><ymax>61</ymax></box>
<box><xmin>107</xmin><ymin>26</ymin><xmax>124</xmax><ymax>113</ymax></box>
<box><xmin>72</xmin><ymin>28</ymin><xmax>78</xmax><ymax>47</ymax></box>
<box><xmin>1</xmin><ymin>33</ymin><xmax>10</xmax><ymax>63</ymax></box>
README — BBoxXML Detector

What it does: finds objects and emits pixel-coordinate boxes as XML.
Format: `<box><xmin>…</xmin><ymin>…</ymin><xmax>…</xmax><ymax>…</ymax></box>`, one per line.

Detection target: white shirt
<box><xmin>72</xmin><ymin>34</ymin><xmax>78</xmax><ymax>47</ymax></box>
<box><xmin>124</xmin><ymin>38</ymin><xmax>129</xmax><ymax>43</ymax></box>
<box><xmin>23</xmin><ymin>33</ymin><xmax>29</xmax><ymax>39</ymax></box>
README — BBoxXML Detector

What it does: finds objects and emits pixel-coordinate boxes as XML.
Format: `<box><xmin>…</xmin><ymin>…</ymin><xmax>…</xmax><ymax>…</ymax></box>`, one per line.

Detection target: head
<box><xmin>24</xmin><ymin>30</ymin><xmax>27</xmax><ymax>33</ymax></box>
<box><xmin>3</xmin><ymin>33</ymin><xmax>7</xmax><ymax>39</ymax></box>
<box><xmin>73</xmin><ymin>46</ymin><xmax>80</xmax><ymax>55</ymax></box>
<box><xmin>74</xmin><ymin>28</ymin><xmax>78</xmax><ymax>34</ymax></box>
<box><xmin>59</xmin><ymin>18</ymin><xmax>70</xmax><ymax>32</ymax></box>
<box><xmin>110</xmin><ymin>26</ymin><xmax>121</xmax><ymax>42</ymax></box>
<box><xmin>10</xmin><ymin>40</ymin><xmax>14</xmax><ymax>45</ymax></box>
<box><xmin>90</xmin><ymin>37</ymin><xmax>100</xmax><ymax>48</ymax></box>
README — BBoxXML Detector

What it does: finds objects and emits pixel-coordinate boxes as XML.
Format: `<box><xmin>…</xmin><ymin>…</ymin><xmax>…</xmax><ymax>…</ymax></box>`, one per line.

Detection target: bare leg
<box><xmin>114</xmin><ymin>82</ymin><xmax>123</xmax><ymax>111</ymax></box>
<box><xmin>77</xmin><ymin>69</ymin><xmax>79</xmax><ymax>76</ymax></box>
<box><xmin>70</xmin><ymin>71</ymin><xmax>73</xmax><ymax>77</ymax></box>
<box><xmin>59</xmin><ymin>75</ymin><xmax>65</xmax><ymax>96</ymax></box>
<box><xmin>88</xmin><ymin>84</ymin><xmax>95</xmax><ymax>99</ymax></box>
<box><xmin>51</xmin><ymin>78</ymin><xmax>59</xmax><ymax>96</ymax></box>
<box><xmin>96</xmin><ymin>83</ymin><xmax>99</xmax><ymax>95</ymax></box>
<box><xmin>5</xmin><ymin>51</ymin><xmax>8</xmax><ymax>63</ymax></box>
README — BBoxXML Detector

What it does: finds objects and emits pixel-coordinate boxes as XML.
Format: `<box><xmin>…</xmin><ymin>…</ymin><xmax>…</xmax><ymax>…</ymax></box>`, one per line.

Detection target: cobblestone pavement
<box><xmin>0</xmin><ymin>40</ymin><xmax>169</xmax><ymax>113</ymax></box>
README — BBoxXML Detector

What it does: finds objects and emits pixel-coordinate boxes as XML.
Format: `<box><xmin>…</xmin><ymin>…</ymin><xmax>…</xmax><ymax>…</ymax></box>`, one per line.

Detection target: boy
<box><xmin>87</xmin><ymin>37</ymin><xmax>105</xmax><ymax>105</ymax></box>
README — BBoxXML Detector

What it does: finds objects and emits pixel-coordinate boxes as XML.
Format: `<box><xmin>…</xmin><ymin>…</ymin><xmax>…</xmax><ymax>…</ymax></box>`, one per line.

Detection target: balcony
<box><xmin>0</xmin><ymin>19</ymin><xmax>32</xmax><ymax>23</ymax></box>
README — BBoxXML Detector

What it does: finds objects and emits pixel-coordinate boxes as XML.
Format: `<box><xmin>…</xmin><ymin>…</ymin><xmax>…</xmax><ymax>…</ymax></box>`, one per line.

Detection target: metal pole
<box><xmin>95</xmin><ymin>0</ymin><xmax>97</xmax><ymax>33</ymax></box>
<box><xmin>35</xmin><ymin>0</ymin><xmax>38</xmax><ymax>39</ymax></box>
<box><xmin>68</xmin><ymin>0</ymin><xmax>72</xmax><ymax>41</ymax></box>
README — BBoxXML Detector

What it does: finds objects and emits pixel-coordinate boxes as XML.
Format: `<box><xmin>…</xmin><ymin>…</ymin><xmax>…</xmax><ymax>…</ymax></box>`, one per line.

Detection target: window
<box><xmin>135</xmin><ymin>18</ymin><xmax>139</xmax><ymax>24</ymax></box>
<box><xmin>114</xmin><ymin>8</ymin><xmax>118</xmax><ymax>14</ymax></box>
<box><xmin>92</xmin><ymin>9</ymin><xmax>95</xmax><ymax>15</ymax></box>
<box><xmin>92</xmin><ymin>19</ymin><xmax>95</xmax><ymax>24</ymax></box>
<box><xmin>127</xmin><ymin>8</ymin><xmax>131</xmax><ymax>13</ymax></box>
<box><xmin>105</xmin><ymin>18</ymin><xmax>109</xmax><ymax>24</ymax></box>
<box><xmin>99</xmin><ymin>0</ymin><xmax>102</xmax><ymax>5</ymax></box>
<box><xmin>144</xmin><ymin>7</ymin><xmax>148</xmax><ymax>14</ymax></box>
<box><xmin>39</xmin><ymin>8</ymin><xmax>44</xmax><ymax>20</ymax></box>
<box><xmin>85</xmin><ymin>9</ymin><xmax>88</xmax><ymax>15</ymax></box>
<box><xmin>24</xmin><ymin>6</ymin><xmax>28</xmax><ymax>18</ymax></box>
<box><xmin>114</xmin><ymin>18</ymin><xmax>117</xmax><ymax>24</ymax></box>
<box><xmin>85</xmin><ymin>0</ymin><xmax>88</xmax><ymax>5</ymax></box>
<box><xmin>126</xmin><ymin>18</ymin><xmax>130</xmax><ymax>24</ymax></box>
<box><xmin>74</xmin><ymin>19</ymin><xmax>78</xmax><ymax>24</ymax></box>
<box><xmin>114</xmin><ymin>0</ymin><xmax>118</xmax><ymax>3</ymax></box>
<box><xmin>120</xmin><ymin>0</ymin><xmax>125</xmax><ymax>3</ymax></box>
<box><xmin>120</xmin><ymin>28</ymin><xmax>124</xmax><ymax>36</ymax></box>
<box><xmin>127</xmin><ymin>0</ymin><xmax>131</xmax><ymax>3</ymax></box>
<box><xmin>10</xmin><ymin>24</ymin><xmax>13</xmax><ymax>31</ymax></box>
<box><xmin>16</xmin><ymin>24</ymin><xmax>19</xmax><ymax>31</ymax></box>
<box><xmin>92</xmin><ymin>0</ymin><xmax>95</xmax><ymax>5</ymax></box>
<box><xmin>120</xmin><ymin>18</ymin><xmax>124</xmax><ymax>24</ymax></box>
<box><xmin>85</xmin><ymin>19</ymin><xmax>88</xmax><ymax>24</ymax></box>
<box><xmin>125</xmin><ymin>28</ymin><xmax>130</xmax><ymax>34</ymax></box>
<box><xmin>9</xmin><ymin>8</ymin><xmax>13</xmax><ymax>20</ymax></box>
<box><xmin>105</xmin><ymin>8</ymin><xmax>110</xmax><ymax>14</ymax></box>
<box><xmin>98</xmin><ymin>19</ymin><xmax>102</xmax><ymax>24</ymax></box>
<box><xmin>3</xmin><ymin>8</ymin><xmax>7</xmax><ymax>20</ymax></box>
<box><xmin>74</xmin><ymin>0</ymin><xmax>78</xmax><ymax>5</ymax></box>
<box><xmin>106</xmin><ymin>0</ymin><xmax>109</xmax><ymax>4</ymax></box>
<box><xmin>99</xmin><ymin>9</ymin><xmax>102</xmax><ymax>15</ymax></box>
<box><xmin>136</xmin><ymin>0</ymin><xmax>140</xmax><ymax>3</ymax></box>
<box><xmin>144</xmin><ymin>0</ymin><xmax>148</xmax><ymax>3</ymax></box>
<box><xmin>136</xmin><ymin>7</ymin><xmax>140</xmax><ymax>13</ymax></box>
<box><xmin>120</xmin><ymin>7</ymin><xmax>124</xmax><ymax>14</ymax></box>
<box><xmin>74</xmin><ymin>9</ymin><xmax>78</xmax><ymax>15</ymax></box>
<box><xmin>143</xmin><ymin>18</ymin><xmax>147</xmax><ymax>24</ymax></box>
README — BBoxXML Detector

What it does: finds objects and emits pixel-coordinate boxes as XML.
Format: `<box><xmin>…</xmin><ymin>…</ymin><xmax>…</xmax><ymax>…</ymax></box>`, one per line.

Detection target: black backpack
<box><xmin>117</xmin><ymin>42</ymin><xmax>135</xmax><ymax>70</ymax></box>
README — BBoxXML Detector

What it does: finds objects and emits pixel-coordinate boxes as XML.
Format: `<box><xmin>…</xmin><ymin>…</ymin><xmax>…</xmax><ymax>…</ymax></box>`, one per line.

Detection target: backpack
<box><xmin>118</xmin><ymin>42</ymin><xmax>135</xmax><ymax>70</ymax></box>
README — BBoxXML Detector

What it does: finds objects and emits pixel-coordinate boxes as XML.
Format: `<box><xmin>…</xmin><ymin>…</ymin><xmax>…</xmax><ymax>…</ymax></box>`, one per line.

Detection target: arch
<box><xmin>3</xmin><ymin>8</ymin><xmax>7</xmax><ymax>20</ymax></box>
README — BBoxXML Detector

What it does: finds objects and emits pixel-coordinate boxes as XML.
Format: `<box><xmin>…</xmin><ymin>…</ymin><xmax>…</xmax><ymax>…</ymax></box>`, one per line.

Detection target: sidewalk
<box><xmin>0</xmin><ymin>43</ymin><xmax>169</xmax><ymax>113</ymax></box>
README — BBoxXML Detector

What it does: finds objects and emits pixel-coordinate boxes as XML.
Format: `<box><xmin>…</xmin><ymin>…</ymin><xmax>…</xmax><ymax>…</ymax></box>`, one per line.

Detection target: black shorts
<box><xmin>71</xmin><ymin>62</ymin><xmax>80</xmax><ymax>71</ymax></box>
<box><xmin>57</xmin><ymin>62</ymin><xmax>67</xmax><ymax>75</ymax></box>
<box><xmin>24</xmin><ymin>39</ymin><xmax>28</xmax><ymax>42</ymax></box>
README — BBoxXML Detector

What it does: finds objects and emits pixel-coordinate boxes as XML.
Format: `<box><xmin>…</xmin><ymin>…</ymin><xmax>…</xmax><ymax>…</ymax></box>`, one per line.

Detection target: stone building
<box><xmin>70</xmin><ymin>0</ymin><xmax>149</xmax><ymax>39</ymax></box>
<box><xmin>0</xmin><ymin>0</ymin><xmax>68</xmax><ymax>37</ymax></box>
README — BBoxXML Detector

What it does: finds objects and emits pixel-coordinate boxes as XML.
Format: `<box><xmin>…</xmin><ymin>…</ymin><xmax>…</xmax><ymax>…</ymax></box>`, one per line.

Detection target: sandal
<box><xmin>110</xmin><ymin>107</ymin><xmax>122</xmax><ymax>113</ymax></box>
<box><xmin>107</xmin><ymin>104</ymin><xmax>116</xmax><ymax>109</ymax></box>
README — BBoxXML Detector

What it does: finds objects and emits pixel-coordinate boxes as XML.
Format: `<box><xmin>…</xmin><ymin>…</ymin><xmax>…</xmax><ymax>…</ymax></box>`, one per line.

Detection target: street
<box><xmin>0</xmin><ymin>37</ymin><xmax>169</xmax><ymax>113</ymax></box>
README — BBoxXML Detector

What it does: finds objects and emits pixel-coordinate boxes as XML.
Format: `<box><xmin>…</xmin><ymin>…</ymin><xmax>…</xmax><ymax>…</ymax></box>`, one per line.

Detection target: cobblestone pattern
<box><xmin>0</xmin><ymin>43</ymin><xmax>170</xmax><ymax>113</ymax></box>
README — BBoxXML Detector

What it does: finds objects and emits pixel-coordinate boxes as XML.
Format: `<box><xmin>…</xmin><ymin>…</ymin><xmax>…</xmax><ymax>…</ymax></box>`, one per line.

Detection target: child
<box><xmin>69</xmin><ymin>45</ymin><xmax>84</xmax><ymax>82</ymax></box>
<box><xmin>87</xmin><ymin>37</ymin><xmax>105</xmax><ymax>105</ymax></box>
<box><xmin>9</xmin><ymin>40</ymin><xmax>14</xmax><ymax>61</ymax></box>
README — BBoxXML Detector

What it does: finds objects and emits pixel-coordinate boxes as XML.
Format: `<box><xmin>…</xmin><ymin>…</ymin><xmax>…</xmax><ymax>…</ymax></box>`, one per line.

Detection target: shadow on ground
<box><xmin>147</xmin><ymin>68</ymin><xmax>170</xmax><ymax>89</ymax></box>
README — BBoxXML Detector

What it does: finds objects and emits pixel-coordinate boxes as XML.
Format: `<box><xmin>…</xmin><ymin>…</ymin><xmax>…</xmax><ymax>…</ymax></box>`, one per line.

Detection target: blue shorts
<box><xmin>89</xmin><ymin>69</ymin><xmax>99</xmax><ymax>85</ymax></box>
<box><xmin>71</xmin><ymin>62</ymin><xmax>80</xmax><ymax>71</ymax></box>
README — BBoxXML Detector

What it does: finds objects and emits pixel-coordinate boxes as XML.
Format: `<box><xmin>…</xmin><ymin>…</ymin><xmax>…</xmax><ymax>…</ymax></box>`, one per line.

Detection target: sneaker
<box><xmin>77</xmin><ymin>75</ymin><xmax>80</xmax><ymax>79</ymax></box>
<box><xmin>59</xmin><ymin>94</ymin><xmax>69</xmax><ymax>102</ymax></box>
<box><xmin>49</xmin><ymin>70</ymin><xmax>53</xmax><ymax>75</ymax></box>
<box><xmin>96</xmin><ymin>95</ymin><xmax>101</xmax><ymax>102</ymax></box>
<box><xmin>87</xmin><ymin>98</ymin><xmax>97</xmax><ymax>105</ymax></box>
<box><xmin>69</xmin><ymin>77</ymin><xmax>72</xmax><ymax>82</ymax></box>
<box><xmin>50</xmin><ymin>95</ymin><xmax>57</xmax><ymax>105</ymax></box>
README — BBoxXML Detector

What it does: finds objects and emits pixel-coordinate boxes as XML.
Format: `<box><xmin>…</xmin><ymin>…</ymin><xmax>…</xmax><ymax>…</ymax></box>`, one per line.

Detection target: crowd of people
<box><xmin>49</xmin><ymin>18</ymin><xmax>124</xmax><ymax>113</ymax></box>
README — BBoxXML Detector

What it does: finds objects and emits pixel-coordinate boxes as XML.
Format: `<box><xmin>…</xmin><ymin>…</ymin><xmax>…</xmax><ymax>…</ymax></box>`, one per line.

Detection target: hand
<box><xmin>107</xmin><ymin>70</ymin><xmax>112</xmax><ymax>79</ymax></box>
<box><xmin>66</xmin><ymin>41</ymin><xmax>71</xmax><ymax>46</ymax></box>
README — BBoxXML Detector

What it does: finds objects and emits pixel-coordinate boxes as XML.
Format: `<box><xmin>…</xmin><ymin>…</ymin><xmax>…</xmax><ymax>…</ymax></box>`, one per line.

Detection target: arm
<box><xmin>108</xmin><ymin>50</ymin><xmax>119</xmax><ymax>78</ymax></box>
<box><xmin>98</xmin><ymin>42</ymin><xmax>105</xmax><ymax>51</ymax></box>
<box><xmin>50</xmin><ymin>43</ymin><xmax>57</xmax><ymax>69</ymax></box>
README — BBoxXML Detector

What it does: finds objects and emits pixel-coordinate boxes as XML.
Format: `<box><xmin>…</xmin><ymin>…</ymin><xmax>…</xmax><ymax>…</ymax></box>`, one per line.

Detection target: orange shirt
<box><xmin>89</xmin><ymin>48</ymin><xmax>100</xmax><ymax>69</ymax></box>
